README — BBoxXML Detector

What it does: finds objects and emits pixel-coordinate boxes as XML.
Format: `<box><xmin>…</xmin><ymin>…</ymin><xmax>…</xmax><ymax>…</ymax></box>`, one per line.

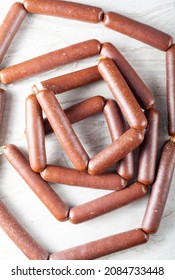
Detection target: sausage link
<box><xmin>32</xmin><ymin>65</ymin><xmax>102</xmax><ymax>94</ymax></box>
<box><xmin>141</xmin><ymin>140</ymin><xmax>175</xmax><ymax>233</ymax></box>
<box><xmin>25</xmin><ymin>94</ymin><xmax>46</xmax><ymax>172</ymax></box>
<box><xmin>36</xmin><ymin>88</ymin><xmax>89</xmax><ymax>171</ymax></box>
<box><xmin>0</xmin><ymin>89</ymin><xmax>6</xmax><ymax>130</ymax></box>
<box><xmin>69</xmin><ymin>182</ymin><xmax>148</xmax><ymax>224</ymax></box>
<box><xmin>103</xmin><ymin>12</ymin><xmax>173</xmax><ymax>51</ymax></box>
<box><xmin>24</xmin><ymin>0</ymin><xmax>104</xmax><ymax>23</ymax></box>
<box><xmin>0</xmin><ymin>2</ymin><xmax>27</xmax><ymax>64</ymax></box>
<box><xmin>104</xmin><ymin>100</ymin><xmax>125</xmax><ymax>141</ymax></box>
<box><xmin>166</xmin><ymin>44</ymin><xmax>175</xmax><ymax>136</ymax></box>
<box><xmin>101</xmin><ymin>42</ymin><xmax>155</xmax><ymax>109</ymax></box>
<box><xmin>116</xmin><ymin>153</ymin><xmax>134</xmax><ymax>182</ymax></box>
<box><xmin>88</xmin><ymin>128</ymin><xmax>144</xmax><ymax>176</ymax></box>
<box><xmin>44</xmin><ymin>96</ymin><xmax>106</xmax><ymax>135</ymax></box>
<box><xmin>98</xmin><ymin>58</ymin><xmax>147</xmax><ymax>130</ymax></box>
<box><xmin>0</xmin><ymin>39</ymin><xmax>101</xmax><ymax>84</ymax></box>
<box><xmin>104</xmin><ymin>99</ymin><xmax>134</xmax><ymax>180</ymax></box>
<box><xmin>138</xmin><ymin>109</ymin><xmax>159</xmax><ymax>185</ymax></box>
<box><xmin>49</xmin><ymin>228</ymin><xmax>148</xmax><ymax>260</ymax></box>
<box><xmin>0</xmin><ymin>200</ymin><xmax>49</xmax><ymax>260</ymax></box>
<box><xmin>3</xmin><ymin>144</ymin><xmax>69</xmax><ymax>221</ymax></box>
<box><xmin>40</xmin><ymin>165</ymin><xmax>127</xmax><ymax>191</ymax></box>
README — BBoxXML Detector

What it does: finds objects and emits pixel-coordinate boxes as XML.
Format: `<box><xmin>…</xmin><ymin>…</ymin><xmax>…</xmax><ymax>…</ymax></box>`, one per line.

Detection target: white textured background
<box><xmin>0</xmin><ymin>0</ymin><xmax>175</xmax><ymax>260</ymax></box>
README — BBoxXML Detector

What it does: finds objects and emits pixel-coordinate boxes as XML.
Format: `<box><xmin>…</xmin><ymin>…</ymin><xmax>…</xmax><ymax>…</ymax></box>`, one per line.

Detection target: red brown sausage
<box><xmin>3</xmin><ymin>144</ymin><xmax>69</xmax><ymax>222</ymax></box>
<box><xmin>32</xmin><ymin>65</ymin><xmax>102</xmax><ymax>94</ymax></box>
<box><xmin>104</xmin><ymin>99</ymin><xmax>134</xmax><ymax>180</ymax></box>
<box><xmin>0</xmin><ymin>199</ymin><xmax>49</xmax><ymax>260</ymax></box>
<box><xmin>141</xmin><ymin>140</ymin><xmax>175</xmax><ymax>233</ymax></box>
<box><xmin>0</xmin><ymin>39</ymin><xmax>101</xmax><ymax>84</ymax></box>
<box><xmin>69</xmin><ymin>182</ymin><xmax>148</xmax><ymax>224</ymax></box>
<box><xmin>49</xmin><ymin>228</ymin><xmax>149</xmax><ymax>260</ymax></box>
<box><xmin>24</xmin><ymin>0</ymin><xmax>104</xmax><ymax>24</ymax></box>
<box><xmin>103</xmin><ymin>12</ymin><xmax>173</xmax><ymax>51</ymax></box>
<box><xmin>25</xmin><ymin>94</ymin><xmax>46</xmax><ymax>172</ymax></box>
<box><xmin>88</xmin><ymin>128</ymin><xmax>144</xmax><ymax>176</ymax></box>
<box><xmin>36</xmin><ymin>88</ymin><xmax>89</xmax><ymax>171</ymax></box>
<box><xmin>138</xmin><ymin>109</ymin><xmax>159</xmax><ymax>185</ymax></box>
<box><xmin>40</xmin><ymin>165</ymin><xmax>127</xmax><ymax>191</ymax></box>
<box><xmin>101</xmin><ymin>42</ymin><xmax>155</xmax><ymax>109</ymax></box>
<box><xmin>166</xmin><ymin>44</ymin><xmax>175</xmax><ymax>136</ymax></box>
<box><xmin>0</xmin><ymin>2</ymin><xmax>27</xmax><ymax>64</ymax></box>
<box><xmin>98</xmin><ymin>58</ymin><xmax>147</xmax><ymax>130</ymax></box>
<box><xmin>103</xmin><ymin>100</ymin><xmax>126</xmax><ymax>141</ymax></box>
<box><xmin>44</xmin><ymin>96</ymin><xmax>106</xmax><ymax>135</ymax></box>
<box><xmin>0</xmin><ymin>89</ymin><xmax>6</xmax><ymax>130</ymax></box>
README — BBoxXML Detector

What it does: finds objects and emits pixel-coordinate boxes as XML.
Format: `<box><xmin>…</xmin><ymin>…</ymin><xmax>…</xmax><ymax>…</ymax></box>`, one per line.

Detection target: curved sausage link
<box><xmin>103</xmin><ymin>12</ymin><xmax>173</xmax><ymax>51</ymax></box>
<box><xmin>98</xmin><ymin>57</ymin><xmax>147</xmax><ymax>130</ymax></box>
<box><xmin>0</xmin><ymin>200</ymin><xmax>49</xmax><ymax>260</ymax></box>
<box><xmin>142</xmin><ymin>140</ymin><xmax>175</xmax><ymax>233</ymax></box>
<box><xmin>0</xmin><ymin>2</ymin><xmax>27</xmax><ymax>64</ymax></box>
<box><xmin>49</xmin><ymin>228</ymin><xmax>149</xmax><ymax>260</ymax></box>
<box><xmin>24</xmin><ymin>0</ymin><xmax>104</xmax><ymax>23</ymax></box>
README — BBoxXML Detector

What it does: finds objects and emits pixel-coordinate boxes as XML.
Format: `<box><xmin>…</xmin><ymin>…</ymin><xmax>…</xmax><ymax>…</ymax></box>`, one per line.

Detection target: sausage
<box><xmin>103</xmin><ymin>12</ymin><xmax>173</xmax><ymax>51</ymax></box>
<box><xmin>166</xmin><ymin>44</ymin><xmax>175</xmax><ymax>136</ymax></box>
<box><xmin>116</xmin><ymin>153</ymin><xmax>134</xmax><ymax>182</ymax></box>
<box><xmin>103</xmin><ymin>99</ymin><xmax>134</xmax><ymax>180</ymax></box>
<box><xmin>24</xmin><ymin>0</ymin><xmax>104</xmax><ymax>24</ymax></box>
<box><xmin>138</xmin><ymin>109</ymin><xmax>159</xmax><ymax>185</ymax></box>
<box><xmin>69</xmin><ymin>182</ymin><xmax>148</xmax><ymax>224</ymax></box>
<box><xmin>0</xmin><ymin>199</ymin><xmax>49</xmax><ymax>260</ymax></box>
<box><xmin>36</xmin><ymin>88</ymin><xmax>89</xmax><ymax>171</ymax></box>
<box><xmin>103</xmin><ymin>100</ymin><xmax>126</xmax><ymax>141</ymax></box>
<box><xmin>3</xmin><ymin>144</ymin><xmax>69</xmax><ymax>222</ymax></box>
<box><xmin>44</xmin><ymin>96</ymin><xmax>106</xmax><ymax>135</ymax></box>
<box><xmin>40</xmin><ymin>165</ymin><xmax>127</xmax><ymax>191</ymax></box>
<box><xmin>101</xmin><ymin>42</ymin><xmax>155</xmax><ymax>109</ymax></box>
<box><xmin>32</xmin><ymin>65</ymin><xmax>102</xmax><ymax>94</ymax></box>
<box><xmin>0</xmin><ymin>39</ymin><xmax>101</xmax><ymax>84</ymax></box>
<box><xmin>141</xmin><ymin>140</ymin><xmax>175</xmax><ymax>234</ymax></box>
<box><xmin>0</xmin><ymin>2</ymin><xmax>27</xmax><ymax>64</ymax></box>
<box><xmin>98</xmin><ymin>58</ymin><xmax>147</xmax><ymax>130</ymax></box>
<box><xmin>64</xmin><ymin>96</ymin><xmax>106</xmax><ymax>126</ymax></box>
<box><xmin>88</xmin><ymin>128</ymin><xmax>144</xmax><ymax>176</ymax></box>
<box><xmin>25</xmin><ymin>94</ymin><xmax>46</xmax><ymax>172</ymax></box>
<box><xmin>49</xmin><ymin>228</ymin><xmax>149</xmax><ymax>260</ymax></box>
<box><xmin>0</xmin><ymin>89</ymin><xmax>6</xmax><ymax>130</ymax></box>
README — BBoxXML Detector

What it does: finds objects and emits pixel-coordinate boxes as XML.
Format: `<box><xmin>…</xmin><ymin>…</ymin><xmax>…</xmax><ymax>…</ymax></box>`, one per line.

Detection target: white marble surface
<box><xmin>0</xmin><ymin>0</ymin><xmax>175</xmax><ymax>260</ymax></box>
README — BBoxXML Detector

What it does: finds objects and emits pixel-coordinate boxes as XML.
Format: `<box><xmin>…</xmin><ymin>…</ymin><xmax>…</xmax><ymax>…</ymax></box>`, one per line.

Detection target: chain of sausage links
<box><xmin>0</xmin><ymin>0</ymin><xmax>175</xmax><ymax>260</ymax></box>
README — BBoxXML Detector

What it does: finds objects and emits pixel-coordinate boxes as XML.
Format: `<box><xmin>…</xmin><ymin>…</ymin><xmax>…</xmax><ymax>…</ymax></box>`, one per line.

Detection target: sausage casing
<box><xmin>166</xmin><ymin>44</ymin><xmax>175</xmax><ymax>136</ymax></box>
<box><xmin>0</xmin><ymin>200</ymin><xmax>49</xmax><ymax>260</ymax></box>
<box><xmin>104</xmin><ymin>12</ymin><xmax>173</xmax><ymax>51</ymax></box>
<box><xmin>141</xmin><ymin>140</ymin><xmax>175</xmax><ymax>233</ymax></box>
<box><xmin>25</xmin><ymin>94</ymin><xmax>46</xmax><ymax>172</ymax></box>
<box><xmin>104</xmin><ymin>99</ymin><xmax>134</xmax><ymax>180</ymax></box>
<box><xmin>40</xmin><ymin>165</ymin><xmax>127</xmax><ymax>191</ymax></box>
<box><xmin>98</xmin><ymin>58</ymin><xmax>147</xmax><ymax>130</ymax></box>
<box><xmin>3</xmin><ymin>144</ymin><xmax>69</xmax><ymax>221</ymax></box>
<box><xmin>88</xmin><ymin>128</ymin><xmax>144</xmax><ymax>176</ymax></box>
<box><xmin>69</xmin><ymin>182</ymin><xmax>148</xmax><ymax>224</ymax></box>
<box><xmin>0</xmin><ymin>39</ymin><xmax>101</xmax><ymax>84</ymax></box>
<box><xmin>138</xmin><ymin>109</ymin><xmax>159</xmax><ymax>185</ymax></box>
<box><xmin>36</xmin><ymin>88</ymin><xmax>89</xmax><ymax>171</ymax></box>
<box><xmin>49</xmin><ymin>228</ymin><xmax>148</xmax><ymax>260</ymax></box>
<box><xmin>0</xmin><ymin>2</ymin><xmax>27</xmax><ymax>64</ymax></box>
<box><xmin>24</xmin><ymin>0</ymin><xmax>104</xmax><ymax>23</ymax></box>
<box><xmin>101</xmin><ymin>42</ymin><xmax>155</xmax><ymax>109</ymax></box>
